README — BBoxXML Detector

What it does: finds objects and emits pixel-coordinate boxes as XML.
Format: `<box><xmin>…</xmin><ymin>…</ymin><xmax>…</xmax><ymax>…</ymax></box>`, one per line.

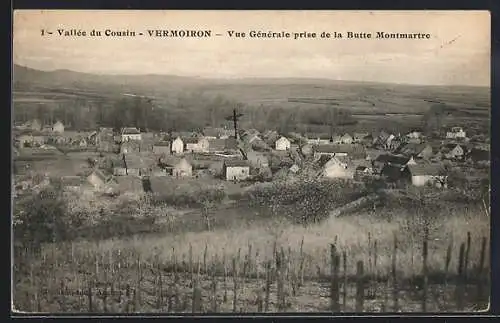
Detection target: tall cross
<box><xmin>225</xmin><ymin>108</ymin><xmax>244</xmax><ymax>139</ymax></box>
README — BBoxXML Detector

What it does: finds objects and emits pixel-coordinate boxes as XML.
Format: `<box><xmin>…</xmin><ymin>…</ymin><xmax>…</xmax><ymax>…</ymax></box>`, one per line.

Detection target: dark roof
<box><xmin>224</xmin><ymin>160</ymin><xmax>249</xmax><ymax>167</ymax></box>
<box><xmin>208</xmin><ymin>138</ymin><xmax>226</xmax><ymax>151</ymax></box>
<box><xmin>395</xmin><ymin>143</ymin><xmax>431</xmax><ymax>156</ymax></box>
<box><xmin>203</xmin><ymin>127</ymin><xmax>224</xmax><ymax>137</ymax></box>
<box><xmin>407</xmin><ymin>164</ymin><xmax>445</xmax><ymax>176</ymax></box>
<box><xmin>225</xmin><ymin>138</ymin><xmax>239</xmax><ymax>150</ymax></box>
<box><xmin>381</xmin><ymin>164</ymin><xmax>404</xmax><ymax>180</ymax></box>
<box><xmin>60</xmin><ymin>176</ymin><xmax>82</xmax><ymax>187</ymax></box>
<box><xmin>375</xmin><ymin>154</ymin><xmax>410</xmax><ymax>166</ymax></box>
<box><xmin>183</xmin><ymin>137</ymin><xmax>199</xmax><ymax>144</ymax></box>
<box><xmin>317</xmin><ymin>155</ymin><xmax>332</xmax><ymax>167</ymax></box>
<box><xmin>312</xmin><ymin>144</ymin><xmax>365</xmax><ymax>155</ymax></box>
<box><xmin>154</xmin><ymin>141</ymin><xmax>171</xmax><ymax>147</ymax></box>
<box><xmin>126</xmin><ymin>154</ymin><xmax>156</xmax><ymax>169</ymax></box>
<box><xmin>122</xmin><ymin>127</ymin><xmax>141</xmax><ymax>135</ymax></box>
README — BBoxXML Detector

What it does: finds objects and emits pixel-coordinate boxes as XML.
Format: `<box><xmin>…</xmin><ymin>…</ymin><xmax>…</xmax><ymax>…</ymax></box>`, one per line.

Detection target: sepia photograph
<box><xmin>12</xmin><ymin>10</ymin><xmax>491</xmax><ymax>313</ymax></box>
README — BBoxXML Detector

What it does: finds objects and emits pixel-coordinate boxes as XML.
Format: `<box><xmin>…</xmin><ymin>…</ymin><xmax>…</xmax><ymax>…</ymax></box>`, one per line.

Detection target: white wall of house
<box><xmin>411</xmin><ymin>175</ymin><xmax>447</xmax><ymax>187</ymax></box>
<box><xmin>122</xmin><ymin>134</ymin><xmax>142</xmax><ymax>142</ymax></box>
<box><xmin>53</xmin><ymin>122</ymin><xmax>65</xmax><ymax>133</ymax></box>
<box><xmin>323</xmin><ymin>161</ymin><xmax>353</xmax><ymax>179</ymax></box>
<box><xmin>197</xmin><ymin>138</ymin><xmax>210</xmax><ymax>153</ymax></box>
<box><xmin>446</xmin><ymin>129</ymin><xmax>466</xmax><ymax>139</ymax></box>
<box><xmin>275</xmin><ymin>137</ymin><xmax>291</xmax><ymax>151</ymax></box>
<box><xmin>225</xmin><ymin>166</ymin><xmax>250</xmax><ymax>181</ymax></box>
<box><xmin>171</xmin><ymin>138</ymin><xmax>184</xmax><ymax>154</ymax></box>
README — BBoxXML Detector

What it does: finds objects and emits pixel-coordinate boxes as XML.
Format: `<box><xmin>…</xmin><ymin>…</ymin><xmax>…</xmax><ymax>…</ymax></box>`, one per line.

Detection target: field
<box><xmin>13</xmin><ymin>198</ymin><xmax>490</xmax><ymax>313</ymax></box>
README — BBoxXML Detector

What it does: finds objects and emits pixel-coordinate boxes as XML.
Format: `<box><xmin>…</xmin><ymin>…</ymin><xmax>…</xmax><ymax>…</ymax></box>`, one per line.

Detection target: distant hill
<box><xmin>12</xmin><ymin>64</ymin><xmax>490</xmax><ymax>114</ymax></box>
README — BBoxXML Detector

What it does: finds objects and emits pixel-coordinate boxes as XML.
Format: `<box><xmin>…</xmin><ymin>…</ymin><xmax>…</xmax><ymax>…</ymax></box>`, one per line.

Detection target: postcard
<box><xmin>12</xmin><ymin>10</ymin><xmax>490</xmax><ymax>314</ymax></box>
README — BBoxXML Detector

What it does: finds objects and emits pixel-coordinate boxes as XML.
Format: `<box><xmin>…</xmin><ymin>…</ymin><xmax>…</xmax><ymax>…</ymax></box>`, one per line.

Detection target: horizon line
<box><xmin>12</xmin><ymin>63</ymin><xmax>490</xmax><ymax>89</ymax></box>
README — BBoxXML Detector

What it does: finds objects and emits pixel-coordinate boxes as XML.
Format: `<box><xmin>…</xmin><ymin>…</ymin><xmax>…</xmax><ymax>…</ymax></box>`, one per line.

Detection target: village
<box><xmin>12</xmin><ymin>115</ymin><xmax>490</xmax><ymax>200</ymax></box>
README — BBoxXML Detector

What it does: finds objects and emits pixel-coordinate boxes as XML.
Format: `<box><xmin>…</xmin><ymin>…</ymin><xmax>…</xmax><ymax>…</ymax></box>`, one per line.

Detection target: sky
<box><xmin>13</xmin><ymin>10</ymin><xmax>490</xmax><ymax>86</ymax></box>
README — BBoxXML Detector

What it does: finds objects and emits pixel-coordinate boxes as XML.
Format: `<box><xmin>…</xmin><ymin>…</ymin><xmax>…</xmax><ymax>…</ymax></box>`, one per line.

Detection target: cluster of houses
<box><xmin>13</xmin><ymin>120</ymin><xmax>490</xmax><ymax>195</ymax></box>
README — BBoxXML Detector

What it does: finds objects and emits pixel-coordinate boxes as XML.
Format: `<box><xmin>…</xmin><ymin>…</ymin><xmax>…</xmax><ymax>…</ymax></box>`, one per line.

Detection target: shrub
<box><xmin>245</xmin><ymin>178</ymin><xmax>365</xmax><ymax>224</ymax></box>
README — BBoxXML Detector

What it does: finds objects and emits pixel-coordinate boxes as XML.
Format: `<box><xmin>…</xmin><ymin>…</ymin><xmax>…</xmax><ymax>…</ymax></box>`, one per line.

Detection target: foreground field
<box><xmin>13</xmin><ymin>206</ymin><xmax>490</xmax><ymax>313</ymax></box>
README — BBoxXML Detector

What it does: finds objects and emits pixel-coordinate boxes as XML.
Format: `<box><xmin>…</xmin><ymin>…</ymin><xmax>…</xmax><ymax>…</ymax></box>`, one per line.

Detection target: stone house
<box><xmin>446</xmin><ymin>127</ymin><xmax>466</xmax><ymax>139</ymax></box>
<box><xmin>87</xmin><ymin>169</ymin><xmax>110</xmax><ymax>190</ymax></box>
<box><xmin>373</xmin><ymin>154</ymin><xmax>416</xmax><ymax>174</ymax></box>
<box><xmin>275</xmin><ymin>136</ymin><xmax>291</xmax><ymax>151</ymax></box>
<box><xmin>208</xmin><ymin>138</ymin><xmax>227</xmax><ymax>153</ymax></box>
<box><xmin>161</xmin><ymin>157</ymin><xmax>193</xmax><ymax>178</ymax></box>
<box><xmin>152</xmin><ymin>142</ymin><xmax>171</xmax><ymax>155</ymax></box>
<box><xmin>394</xmin><ymin>143</ymin><xmax>433</xmax><ymax>160</ymax></box>
<box><xmin>171</xmin><ymin>137</ymin><xmax>184</xmax><ymax>154</ymax></box>
<box><xmin>442</xmin><ymin>144</ymin><xmax>465</xmax><ymax>160</ymax></box>
<box><xmin>223</xmin><ymin>160</ymin><xmax>250</xmax><ymax>181</ymax></box>
<box><xmin>405</xmin><ymin>164</ymin><xmax>448</xmax><ymax>188</ymax></box>
<box><xmin>339</xmin><ymin>133</ymin><xmax>353</xmax><ymax>144</ymax></box>
<box><xmin>121</xmin><ymin>127</ymin><xmax>142</xmax><ymax>142</ymax></box>
<box><xmin>321</xmin><ymin>156</ymin><xmax>353</xmax><ymax>179</ymax></box>
<box><xmin>52</xmin><ymin>121</ymin><xmax>65</xmax><ymax>134</ymax></box>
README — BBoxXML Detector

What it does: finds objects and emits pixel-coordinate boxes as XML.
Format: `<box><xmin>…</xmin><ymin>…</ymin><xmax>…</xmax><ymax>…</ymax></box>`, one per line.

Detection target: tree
<box><xmin>13</xmin><ymin>186</ymin><xmax>74</xmax><ymax>254</ymax></box>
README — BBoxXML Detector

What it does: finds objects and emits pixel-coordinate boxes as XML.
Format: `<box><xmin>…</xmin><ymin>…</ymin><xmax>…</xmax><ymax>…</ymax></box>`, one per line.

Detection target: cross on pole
<box><xmin>225</xmin><ymin>108</ymin><xmax>244</xmax><ymax>139</ymax></box>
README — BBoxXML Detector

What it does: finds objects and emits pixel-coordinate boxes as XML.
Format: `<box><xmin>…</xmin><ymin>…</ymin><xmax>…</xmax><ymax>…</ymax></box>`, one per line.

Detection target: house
<box><xmin>223</xmin><ymin>160</ymin><xmax>250</xmax><ymax>181</ymax></box>
<box><xmin>208</xmin><ymin>138</ymin><xmax>227</xmax><ymax>153</ymax></box>
<box><xmin>406</xmin><ymin>129</ymin><xmax>423</xmax><ymax>139</ymax></box>
<box><xmin>442</xmin><ymin>144</ymin><xmax>465</xmax><ymax>160</ymax></box>
<box><xmin>121</xmin><ymin>127</ymin><xmax>142</xmax><ymax>142</ymax></box>
<box><xmin>120</xmin><ymin>141</ymin><xmax>141</xmax><ymax>154</ymax></box>
<box><xmin>112</xmin><ymin>155</ymin><xmax>141</xmax><ymax>177</ymax></box>
<box><xmin>246</xmin><ymin>150</ymin><xmax>269</xmax><ymax>168</ymax></box>
<box><xmin>275</xmin><ymin>136</ymin><xmax>291</xmax><ymax>151</ymax></box>
<box><xmin>405</xmin><ymin>164</ymin><xmax>448</xmax><ymax>188</ymax></box>
<box><xmin>339</xmin><ymin>133</ymin><xmax>353</xmax><ymax>144</ymax></box>
<box><xmin>161</xmin><ymin>157</ymin><xmax>193</xmax><ymax>178</ymax></box>
<box><xmin>353</xmin><ymin>132</ymin><xmax>370</xmax><ymax>143</ymax></box>
<box><xmin>75</xmin><ymin>136</ymin><xmax>88</xmax><ymax>148</ymax></box>
<box><xmin>60</xmin><ymin>176</ymin><xmax>82</xmax><ymax>191</ymax></box>
<box><xmin>52</xmin><ymin>121</ymin><xmax>65</xmax><ymax>134</ymax></box>
<box><xmin>17</xmin><ymin>134</ymin><xmax>33</xmax><ymax>148</ymax></box>
<box><xmin>355</xmin><ymin>165</ymin><xmax>375</xmax><ymax>176</ymax></box>
<box><xmin>381</xmin><ymin>164</ymin><xmax>407</xmax><ymax>182</ymax></box>
<box><xmin>263</xmin><ymin>131</ymin><xmax>280</xmax><ymax>146</ymax></box>
<box><xmin>305</xmin><ymin>132</ymin><xmax>332</xmax><ymax>145</ymax></box>
<box><xmin>373</xmin><ymin>154</ymin><xmax>416</xmax><ymax>173</ymax></box>
<box><xmin>394</xmin><ymin>143</ymin><xmax>433</xmax><ymax>160</ymax></box>
<box><xmin>197</xmin><ymin>137</ymin><xmax>210</xmax><ymax>153</ymax></box>
<box><xmin>26</xmin><ymin>119</ymin><xmax>42</xmax><ymax>131</ymax></box>
<box><xmin>203</xmin><ymin>127</ymin><xmax>232</xmax><ymax>139</ymax></box>
<box><xmin>126</xmin><ymin>154</ymin><xmax>157</xmax><ymax>177</ymax></box>
<box><xmin>87</xmin><ymin>169</ymin><xmax>110</xmax><ymax>190</ymax></box>
<box><xmin>374</xmin><ymin>131</ymin><xmax>395</xmax><ymax>149</ymax></box>
<box><xmin>321</xmin><ymin>156</ymin><xmax>353</xmax><ymax>179</ymax></box>
<box><xmin>152</xmin><ymin>142</ymin><xmax>171</xmax><ymax>155</ymax></box>
<box><xmin>171</xmin><ymin>137</ymin><xmax>184</xmax><ymax>154</ymax></box>
<box><xmin>184</xmin><ymin>137</ymin><xmax>201</xmax><ymax>153</ymax></box>
<box><xmin>289</xmin><ymin>164</ymin><xmax>300</xmax><ymax>174</ymax></box>
<box><xmin>312</xmin><ymin>144</ymin><xmax>366</xmax><ymax>159</ymax></box>
<box><xmin>224</xmin><ymin>138</ymin><xmax>239</xmax><ymax>152</ymax></box>
<box><xmin>446</xmin><ymin>127</ymin><xmax>466</xmax><ymax>139</ymax></box>
<box><xmin>32</xmin><ymin>134</ymin><xmax>46</xmax><ymax>147</ymax></box>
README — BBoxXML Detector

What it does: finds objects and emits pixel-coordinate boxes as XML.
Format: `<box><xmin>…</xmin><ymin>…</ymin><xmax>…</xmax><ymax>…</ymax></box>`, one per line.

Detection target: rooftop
<box><xmin>224</xmin><ymin>160</ymin><xmax>250</xmax><ymax>167</ymax></box>
<box><xmin>407</xmin><ymin>164</ymin><xmax>446</xmax><ymax>176</ymax></box>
